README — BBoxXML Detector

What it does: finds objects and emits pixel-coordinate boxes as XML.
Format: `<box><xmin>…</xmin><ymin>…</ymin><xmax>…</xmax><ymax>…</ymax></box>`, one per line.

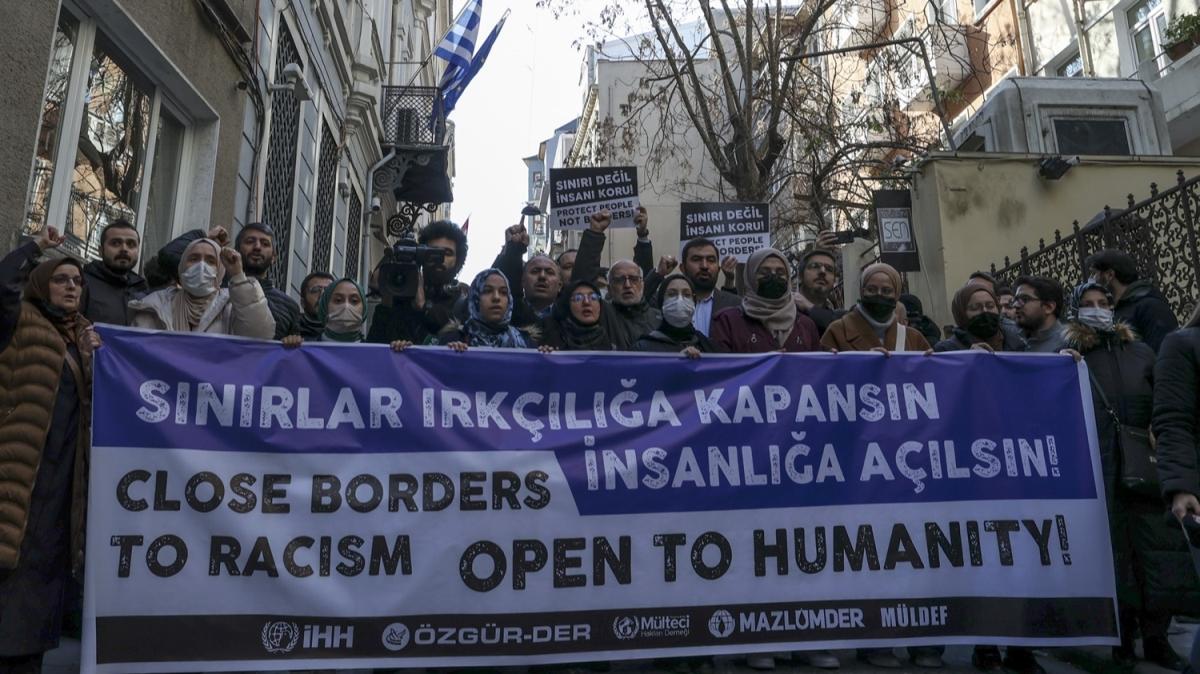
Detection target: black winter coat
<box><xmin>256</xmin><ymin>274</ymin><xmax>301</xmax><ymax>339</ymax></box>
<box><xmin>933</xmin><ymin>322</ymin><xmax>1027</xmax><ymax>352</ymax></box>
<box><xmin>80</xmin><ymin>260</ymin><xmax>147</xmax><ymax>326</ymax></box>
<box><xmin>1154</xmin><ymin>325</ymin><xmax>1200</xmax><ymax>500</ymax></box>
<box><xmin>635</xmin><ymin>328</ymin><xmax>722</xmax><ymax>354</ymax></box>
<box><xmin>1071</xmin><ymin>321</ymin><xmax>1200</xmax><ymax>616</ymax></box>
<box><xmin>1116</xmin><ymin>280</ymin><xmax>1178</xmax><ymax>352</ymax></box>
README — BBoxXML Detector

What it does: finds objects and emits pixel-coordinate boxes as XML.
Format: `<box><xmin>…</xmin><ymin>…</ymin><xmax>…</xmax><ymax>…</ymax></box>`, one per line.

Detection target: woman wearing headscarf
<box><xmin>821</xmin><ymin>263</ymin><xmax>931</xmax><ymax>353</ymax></box>
<box><xmin>933</xmin><ymin>283</ymin><xmax>1027</xmax><ymax>352</ymax></box>
<box><xmin>282</xmin><ymin>278</ymin><xmax>369</xmax><ymax>348</ymax></box>
<box><xmin>635</xmin><ymin>273</ymin><xmax>722</xmax><ymax>357</ymax></box>
<box><xmin>1066</xmin><ymin>282</ymin><xmax>1195</xmax><ymax>669</ymax></box>
<box><xmin>436</xmin><ymin>269</ymin><xmax>535</xmax><ymax>351</ymax></box>
<box><xmin>128</xmin><ymin>238</ymin><xmax>275</xmax><ymax>339</ymax></box>
<box><xmin>710</xmin><ymin>247</ymin><xmax>820</xmax><ymax>353</ymax></box>
<box><xmin>0</xmin><ymin>227</ymin><xmax>100</xmax><ymax>672</ymax></box>
<box><xmin>538</xmin><ymin>279</ymin><xmax>618</xmax><ymax>351</ymax></box>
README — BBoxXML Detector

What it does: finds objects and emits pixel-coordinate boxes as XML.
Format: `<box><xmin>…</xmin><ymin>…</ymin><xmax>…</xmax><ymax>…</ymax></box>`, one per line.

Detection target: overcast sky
<box><xmin>449</xmin><ymin>1</ymin><xmax>598</xmax><ymax>281</ymax></box>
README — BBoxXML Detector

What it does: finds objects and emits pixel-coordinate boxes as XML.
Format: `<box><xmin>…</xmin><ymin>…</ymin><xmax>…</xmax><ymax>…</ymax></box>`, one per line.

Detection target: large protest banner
<box><xmin>548</xmin><ymin>166</ymin><xmax>640</xmax><ymax>229</ymax></box>
<box><xmin>84</xmin><ymin>327</ymin><xmax>1118</xmax><ymax>672</ymax></box>
<box><xmin>680</xmin><ymin>202</ymin><xmax>771</xmax><ymax>262</ymax></box>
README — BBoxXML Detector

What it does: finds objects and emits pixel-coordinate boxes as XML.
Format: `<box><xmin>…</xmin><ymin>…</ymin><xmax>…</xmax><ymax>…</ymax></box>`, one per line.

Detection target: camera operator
<box><xmin>366</xmin><ymin>220</ymin><xmax>468</xmax><ymax>345</ymax></box>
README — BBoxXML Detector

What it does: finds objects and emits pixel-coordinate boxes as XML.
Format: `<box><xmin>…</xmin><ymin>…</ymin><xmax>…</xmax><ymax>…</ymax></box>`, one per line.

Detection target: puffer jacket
<box><xmin>1073</xmin><ymin>321</ymin><xmax>1200</xmax><ymax>616</ymax></box>
<box><xmin>933</xmin><ymin>322</ymin><xmax>1027</xmax><ymax>352</ymax></box>
<box><xmin>1154</xmin><ymin>325</ymin><xmax>1200</xmax><ymax>500</ymax></box>
<box><xmin>128</xmin><ymin>275</ymin><xmax>275</xmax><ymax>339</ymax></box>
<box><xmin>1115</xmin><ymin>280</ymin><xmax>1178</xmax><ymax>352</ymax></box>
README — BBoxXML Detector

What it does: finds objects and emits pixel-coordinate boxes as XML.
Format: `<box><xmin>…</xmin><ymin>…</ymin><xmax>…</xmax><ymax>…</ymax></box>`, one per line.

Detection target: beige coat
<box><xmin>128</xmin><ymin>274</ymin><xmax>276</xmax><ymax>339</ymax></box>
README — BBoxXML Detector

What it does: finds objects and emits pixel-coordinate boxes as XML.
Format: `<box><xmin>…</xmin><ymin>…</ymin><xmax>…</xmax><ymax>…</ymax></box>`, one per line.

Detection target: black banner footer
<box><xmin>96</xmin><ymin>596</ymin><xmax>1117</xmax><ymax>664</ymax></box>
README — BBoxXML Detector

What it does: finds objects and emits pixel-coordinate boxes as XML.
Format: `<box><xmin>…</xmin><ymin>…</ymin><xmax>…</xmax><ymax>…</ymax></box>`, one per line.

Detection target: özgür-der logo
<box><xmin>612</xmin><ymin>616</ymin><xmax>639</xmax><ymax>640</ymax></box>
<box><xmin>382</xmin><ymin>622</ymin><xmax>410</xmax><ymax>652</ymax></box>
<box><xmin>261</xmin><ymin>621</ymin><xmax>300</xmax><ymax>654</ymax></box>
<box><xmin>708</xmin><ymin>610</ymin><xmax>736</xmax><ymax>638</ymax></box>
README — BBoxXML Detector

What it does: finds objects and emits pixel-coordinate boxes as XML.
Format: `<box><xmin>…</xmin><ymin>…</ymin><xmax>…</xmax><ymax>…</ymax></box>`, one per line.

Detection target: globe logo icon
<box><xmin>708</xmin><ymin>610</ymin><xmax>735</xmax><ymax>638</ymax></box>
<box><xmin>260</xmin><ymin>621</ymin><xmax>300</xmax><ymax>654</ymax></box>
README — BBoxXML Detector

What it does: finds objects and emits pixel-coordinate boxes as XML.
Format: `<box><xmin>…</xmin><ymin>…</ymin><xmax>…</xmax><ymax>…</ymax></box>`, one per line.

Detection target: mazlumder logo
<box><xmin>708</xmin><ymin>610</ymin><xmax>735</xmax><ymax>638</ymax></box>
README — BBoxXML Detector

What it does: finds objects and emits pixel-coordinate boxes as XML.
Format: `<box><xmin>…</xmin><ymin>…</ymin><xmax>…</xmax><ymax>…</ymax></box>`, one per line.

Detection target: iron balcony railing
<box><xmin>381</xmin><ymin>85</ymin><xmax>448</xmax><ymax>148</ymax></box>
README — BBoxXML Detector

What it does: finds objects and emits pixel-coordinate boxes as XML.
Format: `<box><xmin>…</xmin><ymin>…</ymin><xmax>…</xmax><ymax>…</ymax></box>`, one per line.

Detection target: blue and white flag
<box><xmin>440</xmin><ymin>8</ymin><xmax>509</xmax><ymax>114</ymax></box>
<box><xmin>435</xmin><ymin>0</ymin><xmax>482</xmax><ymax>109</ymax></box>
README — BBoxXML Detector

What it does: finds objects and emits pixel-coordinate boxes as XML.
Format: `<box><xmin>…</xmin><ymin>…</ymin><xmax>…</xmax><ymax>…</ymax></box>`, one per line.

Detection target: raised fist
<box><xmin>506</xmin><ymin>223</ymin><xmax>529</xmax><ymax>247</ymax></box>
<box><xmin>36</xmin><ymin>226</ymin><xmax>66</xmax><ymax>251</ymax></box>
<box><xmin>588</xmin><ymin>209</ymin><xmax>612</xmax><ymax>234</ymax></box>
<box><xmin>220</xmin><ymin>247</ymin><xmax>244</xmax><ymax>277</ymax></box>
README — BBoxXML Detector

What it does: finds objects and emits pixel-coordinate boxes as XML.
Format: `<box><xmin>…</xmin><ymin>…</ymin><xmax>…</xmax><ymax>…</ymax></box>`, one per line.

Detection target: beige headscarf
<box><xmin>742</xmin><ymin>247</ymin><xmax>797</xmax><ymax>346</ymax></box>
<box><xmin>174</xmin><ymin>238</ymin><xmax>225</xmax><ymax>330</ymax></box>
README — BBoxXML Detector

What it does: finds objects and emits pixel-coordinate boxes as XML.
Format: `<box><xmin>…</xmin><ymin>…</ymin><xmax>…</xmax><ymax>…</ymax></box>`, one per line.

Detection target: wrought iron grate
<box><xmin>990</xmin><ymin>170</ymin><xmax>1200</xmax><ymax>322</ymax></box>
<box><xmin>260</xmin><ymin>23</ymin><xmax>302</xmax><ymax>289</ymax></box>
<box><xmin>381</xmin><ymin>86</ymin><xmax>447</xmax><ymax>147</ymax></box>
<box><xmin>345</xmin><ymin>190</ymin><xmax>362</xmax><ymax>280</ymax></box>
<box><xmin>310</xmin><ymin>123</ymin><xmax>338</xmax><ymax>274</ymax></box>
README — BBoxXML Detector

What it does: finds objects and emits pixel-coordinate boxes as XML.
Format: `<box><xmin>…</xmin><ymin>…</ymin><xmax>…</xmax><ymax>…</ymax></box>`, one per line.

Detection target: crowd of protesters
<box><xmin>2</xmin><ymin>208</ymin><xmax>1200</xmax><ymax>674</ymax></box>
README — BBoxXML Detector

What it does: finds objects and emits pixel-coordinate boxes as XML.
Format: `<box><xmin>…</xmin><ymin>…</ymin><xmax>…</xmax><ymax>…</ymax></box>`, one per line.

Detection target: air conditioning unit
<box><xmin>952</xmin><ymin>77</ymin><xmax>1173</xmax><ymax>155</ymax></box>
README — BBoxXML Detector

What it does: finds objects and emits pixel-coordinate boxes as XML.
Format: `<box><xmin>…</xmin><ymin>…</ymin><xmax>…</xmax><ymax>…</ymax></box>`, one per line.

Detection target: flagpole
<box><xmin>401</xmin><ymin>0</ymin><xmax>476</xmax><ymax>89</ymax></box>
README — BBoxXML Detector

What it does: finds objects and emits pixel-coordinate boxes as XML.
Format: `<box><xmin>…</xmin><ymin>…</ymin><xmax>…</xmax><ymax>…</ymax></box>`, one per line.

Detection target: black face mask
<box><xmin>859</xmin><ymin>295</ymin><xmax>897</xmax><ymax>322</ymax></box>
<box><xmin>756</xmin><ymin>276</ymin><xmax>789</xmax><ymax>300</ymax></box>
<box><xmin>966</xmin><ymin>312</ymin><xmax>1001</xmax><ymax>340</ymax></box>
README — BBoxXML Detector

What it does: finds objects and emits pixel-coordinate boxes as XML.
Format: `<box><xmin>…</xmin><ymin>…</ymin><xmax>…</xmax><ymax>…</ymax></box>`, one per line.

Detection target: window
<box><xmin>973</xmin><ymin>0</ymin><xmax>995</xmax><ymax>16</ymax></box>
<box><xmin>1056</xmin><ymin>52</ymin><xmax>1085</xmax><ymax>77</ymax></box>
<box><xmin>22</xmin><ymin>9</ymin><xmax>186</xmax><ymax>263</ymax></box>
<box><xmin>925</xmin><ymin>0</ymin><xmax>958</xmax><ymax>26</ymax></box>
<box><xmin>1052</xmin><ymin>118</ymin><xmax>1132</xmax><ymax>155</ymax></box>
<box><xmin>1127</xmin><ymin>0</ymin><xmax>1169</xmax><ymax>79</ymax></box>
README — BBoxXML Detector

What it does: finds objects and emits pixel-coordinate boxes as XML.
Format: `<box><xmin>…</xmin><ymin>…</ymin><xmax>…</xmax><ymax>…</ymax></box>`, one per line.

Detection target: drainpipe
<box><xmin>1072</xmin><ymin>0</ymin><xmax>1096</xmax><ymax>76</ymax></box>
<box><xmin>1011</xmin><ymin>0</ymin><xmax>1035</xmax><ymax>75</ymax></box>
<box><xmin>362</xmin><ymin>148</ymin><xmax>397</xmax><ymax>287</ymax></box>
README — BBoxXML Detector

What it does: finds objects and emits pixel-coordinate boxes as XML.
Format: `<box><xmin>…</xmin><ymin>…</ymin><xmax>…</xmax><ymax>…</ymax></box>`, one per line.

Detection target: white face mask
<box><xmin>1078</xmin><ymin>307</ymin><xmax>1114</xmax><ymax>330</ymax></box>
<box><xmin>662</xmin><ymin>295</ymin><xmax>696</xmax><ymax>328</ymax></box>
<box><xmin>180</xmin><ymin>262</ymin><xmax>217</xmax><ymax>297</ymax></box>
<box><xmin>326</xmin><ymin>303</ymin><xmax>363</xmax><ymax>333</ymax></box>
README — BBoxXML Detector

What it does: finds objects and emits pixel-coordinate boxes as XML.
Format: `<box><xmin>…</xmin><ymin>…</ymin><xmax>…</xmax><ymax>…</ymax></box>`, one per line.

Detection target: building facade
<box><xmin>3</xmin><ymin>0</ymin><xmax>452</xmax><ymax>296</ymax></box>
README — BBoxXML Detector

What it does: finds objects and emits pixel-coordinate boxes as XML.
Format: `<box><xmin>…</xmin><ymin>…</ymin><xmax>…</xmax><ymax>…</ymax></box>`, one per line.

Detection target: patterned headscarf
<box><xmin>464</xmin><ymin>269</ymin><xmax>532</xmax><ymax>349</ymax></box>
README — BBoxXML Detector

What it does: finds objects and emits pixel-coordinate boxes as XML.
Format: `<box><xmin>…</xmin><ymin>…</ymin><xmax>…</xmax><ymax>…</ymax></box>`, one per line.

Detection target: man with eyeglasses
<box><xmin>1012</xmin><ymin>275</ymin><xmax>1069</xmax><ymax>353</ymax></box>
<box><xmin>569</xmin><ymin>208</ymin><xmax>658</xmax><ymax>348</ymax></box>
<box><xmin>795</xmin><ymin>240</ymin><xmax>845</xmax><ymax>336</ymax></box>
<box><xmin>297</xmin><ymin>271</ymin><xmax>335</xmax><ymax>340</ymax></box>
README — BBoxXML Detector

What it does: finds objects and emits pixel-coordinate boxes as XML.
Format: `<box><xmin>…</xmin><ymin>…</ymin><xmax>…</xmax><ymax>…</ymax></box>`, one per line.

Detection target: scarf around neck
<box><xmin>741</xmin><ymin>248</ymin><xmax>796</xmax><ymax>346</ymax></box>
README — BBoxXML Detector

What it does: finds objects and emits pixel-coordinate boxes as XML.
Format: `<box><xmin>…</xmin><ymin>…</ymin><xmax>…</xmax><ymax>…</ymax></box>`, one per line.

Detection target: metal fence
<box><xmin>988</xmin><ymin>170</ymin><xmax>1200</xmax><ymax>322</ymax></box>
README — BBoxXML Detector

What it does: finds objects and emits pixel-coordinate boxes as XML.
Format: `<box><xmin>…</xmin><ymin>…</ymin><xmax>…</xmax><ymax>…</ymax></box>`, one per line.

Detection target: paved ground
<box><xmin>42</xmin><ymin>622</ymin><xmax>1196</xmax><ymax>673</ymax></box>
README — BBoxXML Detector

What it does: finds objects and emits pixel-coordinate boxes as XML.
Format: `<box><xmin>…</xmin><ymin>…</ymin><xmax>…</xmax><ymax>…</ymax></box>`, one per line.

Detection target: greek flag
<box><xmin>441</xmin><ymin>11</ymin><xmax>508</xmax><ymax>114</ymax></box>
<box><xmin>435</xmin><ymin>0</ymin><xmax>482</xmax><ymax>111</ymax></box>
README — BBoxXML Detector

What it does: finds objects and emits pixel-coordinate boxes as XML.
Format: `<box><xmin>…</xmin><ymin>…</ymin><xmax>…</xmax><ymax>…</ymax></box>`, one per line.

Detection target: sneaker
<box><xmin>747</xmin><ymin>654</ymin><xmax>776</xmax><ymax>670</ymax></box>
<box><xmin>972</xmin><ymin>646</ymin><xmax>1004</xmax><ymax>672</ymax></box>
<box><xmin>858</xmin><ymin>648</ymin><xmax>903</xmax><ymax>668</ymax></box>
<box><xmin>1002</xmin><ymin>647</ymin><xmax>1045</xmax><ymax>674</ymax></box>
<box><xmin>794</xmin><ymin>650</ymin><xmax>841</xmax><ymax>669</ymax></box>
<box><xmin>1144</xmin><ymin>636</ymin><xmax>1186</xmax><ymax>671</ymax></box>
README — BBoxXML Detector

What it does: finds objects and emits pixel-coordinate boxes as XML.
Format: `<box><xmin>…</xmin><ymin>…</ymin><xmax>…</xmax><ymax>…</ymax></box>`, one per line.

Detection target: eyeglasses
<box><xmin>50</xmin><ymin>274</ymin><xmax>82</xmax><ymax>287</ymax></box>
<box><xmin>806</xmin><ymin>262</ymin><xmax>836</xmax><ymax>274</ymax></box>
<box><xmin>1011</xmin><ymin>294</ymin><xmax>1040</xmax><ymax>306</ymax></box>
<box><xmin>611</xmin><ymin>275</ymin><xmax>643</xmax><ymax>286</ymax></box>
<box><xmin>571</xmin><ymin>292</ymin><xmax>601</xmax><ymax>303</ymax></box>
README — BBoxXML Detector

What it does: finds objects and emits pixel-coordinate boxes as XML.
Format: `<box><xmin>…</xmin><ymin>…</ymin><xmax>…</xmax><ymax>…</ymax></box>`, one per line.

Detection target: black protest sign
<box><xmin>548</xmin><ymin>167</ymin><xmax>640</xmax><ymax>229</ymax></box>
<box><xmin>679</xmin><ymin>202</ymin><xmax>770</xmax><ymax>262</ymax></box>
<box><xmin>872</xmin><ymin>190</ymin><xmax>920</xmax><ymax>272</ymax></box>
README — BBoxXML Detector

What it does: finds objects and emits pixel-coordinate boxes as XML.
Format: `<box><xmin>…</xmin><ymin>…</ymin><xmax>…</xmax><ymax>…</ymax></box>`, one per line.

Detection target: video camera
<box><xmin>377</xmin><ymin>238</ymin><xmax>447</xmax><ymax>304</ymax></box>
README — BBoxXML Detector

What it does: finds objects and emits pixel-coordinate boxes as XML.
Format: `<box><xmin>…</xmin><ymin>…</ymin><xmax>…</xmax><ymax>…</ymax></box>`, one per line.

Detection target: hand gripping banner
<box><xmin>82</xmin><ymin>326</ymin><xmax>1119</xmax><ymax>672</ymax></box>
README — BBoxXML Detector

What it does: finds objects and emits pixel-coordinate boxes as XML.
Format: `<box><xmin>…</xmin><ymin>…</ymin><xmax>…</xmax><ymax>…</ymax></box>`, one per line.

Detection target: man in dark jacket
<box><xmin>298</xmin><ymin>271</ymin><xmax>335</xmax><ymax>339</ymax></box>
<box><xmin>899</xmin><ymin>294</ymin><xmax>941</xmax><ymax>347</ymax></box>
<box><xmin>795</xmin><ymin>246</ymin><xmax>844</xmax><ymax>336</ymax></box>
<box><xmin>367</xmin><ymin>220</ymin><xmax>468</xmax><ymax>345</ymax></box>
<box><xmin>680</xmin><ymin>237</ymin><xmax>740</xmax><ymax>336</ymax></box>
<box><xmin>1087</xmin><ymin>249</ymin><xmax>1178</xmax><ymax>351</ymax></box>
<box><xmin>236</xmin><ymin>223</ymin><xmax>300</xmax><ymax>339</ymax></box>
<box><xmin>570</xmin><ymin>209</ymin><xmax>658</xmax><ymax>347</ymax></box>
<box><xmin>492</xmin><ymin>223</ymin><xmax>561</xmax><ymax>328</ymax></box>
<box><xmin>81</xmin><ymin>220</ymin><xmax>147</xmax><ymax>326</ymax></box>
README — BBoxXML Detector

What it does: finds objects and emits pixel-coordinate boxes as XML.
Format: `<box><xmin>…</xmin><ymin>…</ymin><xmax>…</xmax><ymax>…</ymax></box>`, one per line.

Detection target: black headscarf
<box><xmin>553</xmin><ymin>279</ymin><xmax>613</xmax><ymax>351</ymax></box>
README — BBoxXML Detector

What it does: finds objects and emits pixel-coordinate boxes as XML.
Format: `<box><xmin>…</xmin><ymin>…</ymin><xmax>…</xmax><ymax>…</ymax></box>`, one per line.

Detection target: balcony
<box><xmin>896</xmin><ymin>24</ymin><xmax>973</xmax><ymax>112</ymax></box>
<box><xmin>838</xmin><ymin>0</ymin><xmax>891</xmax><ymax>48</ymax></box>
<box><xmin>1144</xmin><ymin>48</ymin><xmax>1200</xmax><ymax>153</ymax></box>
<box><xmin>378</xmin><ymin>85</ymin><xmax>453</xmax><ymax>236</ymax></box>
